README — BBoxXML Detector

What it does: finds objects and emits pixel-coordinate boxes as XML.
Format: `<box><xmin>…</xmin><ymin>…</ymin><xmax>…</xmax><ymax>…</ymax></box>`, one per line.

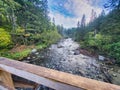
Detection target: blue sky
<box><xmin>48</xmin><ymin>0</ymin><xmax>108</xmax><ymax>28</ymax></box>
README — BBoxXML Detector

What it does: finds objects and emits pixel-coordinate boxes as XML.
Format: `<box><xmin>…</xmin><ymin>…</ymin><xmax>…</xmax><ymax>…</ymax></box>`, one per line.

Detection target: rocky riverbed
<box><xmin>22</xmin><ymin>38</ymin><xmax>117</xmax><ymax>84</ymax></box>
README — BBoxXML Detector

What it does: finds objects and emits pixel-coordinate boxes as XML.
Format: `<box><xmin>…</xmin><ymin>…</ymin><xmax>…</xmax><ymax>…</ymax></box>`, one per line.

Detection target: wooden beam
<box><xmin>0</xmin><ymin>57</ymin><xmax>120</xmax><ymax>90</ymax></box>
<box><xmin>14</xmin><ymin>82</ymin><xmax>35</xmax><ymax>88</ymax></box>
<box><xmin>0</xmin><ymin>70</ymin><xmax>15</xmax><ymax>90</ymax></box>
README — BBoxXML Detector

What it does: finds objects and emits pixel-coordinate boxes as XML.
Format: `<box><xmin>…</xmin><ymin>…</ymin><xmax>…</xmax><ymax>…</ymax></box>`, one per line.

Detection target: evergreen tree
<box><xmin>77</xmin><ymin>21</ymin><xmax>80</xmax><ymax>28</ymax></box>
<box><xmin>81</xmin><ymin>14</ymin><xmax>86</xmax><ymax>28</ymax></box>
<box><xmin>90</xmin><ymin>9</ymin><xmax>97</xmax><ymax>22</ymax></box>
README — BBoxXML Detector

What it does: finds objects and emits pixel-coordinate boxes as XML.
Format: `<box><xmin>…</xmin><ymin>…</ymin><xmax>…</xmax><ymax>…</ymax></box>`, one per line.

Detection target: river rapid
<box><xmin>23</xmin><ymin>38</ymin><xmax>120</xmax><ymax>86</ymax></box>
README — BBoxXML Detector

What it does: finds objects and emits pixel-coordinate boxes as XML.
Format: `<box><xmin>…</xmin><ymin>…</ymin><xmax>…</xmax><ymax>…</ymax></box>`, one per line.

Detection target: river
<box><xmin>23</xmin><ymin>38</ymin><xmax>120</xmax><ymax>85</ymax></box>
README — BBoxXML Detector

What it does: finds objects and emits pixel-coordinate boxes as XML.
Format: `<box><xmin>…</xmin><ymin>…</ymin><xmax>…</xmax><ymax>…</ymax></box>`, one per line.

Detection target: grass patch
<box><xmin>35</xmin><ymin>43</ymin><xmax>47</xmax><ymax>49</ymax></box>
<box><xmin>0</xmin><ymin>43</ymin><xmax>48</xmax><ymax>60</ymax></box>
<box><xmin>1</xmin><ymin>49</ymin><xmax>31</xmax><ymax>60</ymax></box>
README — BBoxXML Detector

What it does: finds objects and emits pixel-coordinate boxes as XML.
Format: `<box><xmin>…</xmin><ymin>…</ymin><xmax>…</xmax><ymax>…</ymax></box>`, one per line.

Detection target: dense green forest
<box><xmin>65</xmin><ymin>0</ymin><xmax>120</xmax><ymax>64</ymax></box>
<box><xmin>0</xmin><ymin>0</ymin><xmax>61</xmax><ymax>59</ymax></box>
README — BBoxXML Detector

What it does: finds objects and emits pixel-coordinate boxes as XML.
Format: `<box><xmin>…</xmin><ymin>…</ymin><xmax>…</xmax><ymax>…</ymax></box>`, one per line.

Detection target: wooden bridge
<box><xmin>0</xmin><ymin>57</ymin><xmax>120</xmax><ymax>90</ymax></box>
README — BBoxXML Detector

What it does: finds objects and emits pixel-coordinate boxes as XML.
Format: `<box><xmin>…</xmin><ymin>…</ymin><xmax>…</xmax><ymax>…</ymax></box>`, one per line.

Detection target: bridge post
<box><xmin>0</xmin><ymin>70</ymin><xmax>15</xmax><ymax>90</ymax></box>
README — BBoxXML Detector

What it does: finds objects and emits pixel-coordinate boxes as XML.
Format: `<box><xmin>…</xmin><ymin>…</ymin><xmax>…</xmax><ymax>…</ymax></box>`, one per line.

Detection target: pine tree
<box><xmin>90</xmin><ymin>9</ymin><xmax>97</xmax><ymax>22</ymax></box>
<box><xmin>77</xmin><ymin>21</ymin><xmax>80</xmax><ymax>28</ymax></box>
<box><xmin>81</xmin><ymin>14</ymin><xmax>86</xmax><ymax>28</ymax></box>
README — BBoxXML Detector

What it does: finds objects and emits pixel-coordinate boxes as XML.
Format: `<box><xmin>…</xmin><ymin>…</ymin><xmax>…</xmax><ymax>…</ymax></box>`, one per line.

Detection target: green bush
<box><xmin>16</xmin><ymin>27</ymin><xmax>25</xmax><ymax>33</ymax></box>
<box><xmin>40</xmin><ymin>30</ymin><xmax>61</xmax><ymax>45</ymax></box>
<box><xmin>84</xmin><ymin>32</ymin><xmax>101</xmax><ymax>49</ymax></box>
<box><xmin>0</xmin><ymin>28</ymin><xmax>12</xmax><ymax>49</ymax></box>
<box><xmin>109</xmin><ymin>42</ymin><xmax>120</xmax><ymax>63</ymax></box>
<box><xmin>84</xmin><ymin>32</ymin><xmax>112</xmax><ymax>51</ymax></box>
<box><xmin>84</xmin><ymin>32</ymin><xmax>120</xmax><ymax>63</ymax></box>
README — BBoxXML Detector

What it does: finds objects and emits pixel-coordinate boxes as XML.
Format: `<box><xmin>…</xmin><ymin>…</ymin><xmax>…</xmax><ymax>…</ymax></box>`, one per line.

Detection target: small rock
<box><xmin>110</xmin><ymin>68</ymin><xmax>114</xmax><ymax>71</ymax></box>
<box><xmin>68</xmin><ymin>71</ymin><xmax>73</xmax><ymax>74</ymax></box>
<box><xmin>41</xmin><ymin>56</ymin><xmax>45</xmax><ymax>58</ymax></box>
<box><xmin>35</xmin><ymin>52</ymin><xmax>39</xmax><ymax>55</ymax></box>
<box><xmin>118</xmin><ymin>70</ymin><xmax>120</xmax><ymax>74</ymax></box>
<box><xmin>98</xmin><ymin>55</ymin><xmax>105</xmax><ymax>61</ymax></box>
<box><xmin>74</xmin><ymin>50</ymin><xmax>80</xmax><ymax>55</ymax></box>
<box><xmin>69</xmin><ymin>51</ymin><xmax>74</xmax><ymax>55</ymax></box>
<box><xmin>57</xmin><ymin>45</ymin><xmax>63</xmax><ymax>48</ymax></box>
<box><xmin>33</xmin><ymin>57</ymin><xmax>36</xmax><ymax>59</ymax></box>
<box><xmin>78</xmin><ymin>70</ymin><xmax>85</xmax><ymax>76</ymax></box>
<box><xmin>80</xmin><ymin>54</ymin><xmax>86</xmax><ymax>58</ymax></box>
<box><xmin>27</xmin><ymin>57</ymin><xmax>30</xmax><ymax>60</ymax></box>
<box><xmin>31</xmin><ymin>49</ymin><xmax>37</xmax><ymax>53</ymax></box>
<box><xmin>113</xmin><ymin>74</ymin><xmax>117</xmax><ymax>77</ymax></box>
<box><xmin>37</xmin><ymin>56</ymin><xmax>41</xmax><ymax>58</ymax></box>
<box><xmin>62</xmin><ymin>59</ymin><xmax>66</xmax><ymax>61</ymax></box>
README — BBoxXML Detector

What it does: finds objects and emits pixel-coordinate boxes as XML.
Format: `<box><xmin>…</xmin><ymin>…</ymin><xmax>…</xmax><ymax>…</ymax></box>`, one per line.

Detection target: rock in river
<box><xmin>98</xmin><ymin>55</ymin><xmax>105</xmax><ymax>61</ymax></box>
<box><xmin>31</xmin><ymin>49</ymin><xmax>37</xmax><ymax>53</ymax></box>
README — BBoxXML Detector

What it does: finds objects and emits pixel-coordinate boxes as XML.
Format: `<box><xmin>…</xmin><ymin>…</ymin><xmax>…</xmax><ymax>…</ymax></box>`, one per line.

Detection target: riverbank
<box><xmin>0</xmin><ymin>44</ymin><xmax>47</xmax><ymax>60</ymax></box>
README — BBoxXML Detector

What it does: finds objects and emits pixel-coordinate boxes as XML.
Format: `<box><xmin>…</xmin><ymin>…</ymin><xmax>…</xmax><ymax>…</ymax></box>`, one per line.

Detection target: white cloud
<box><xmin>49</xmin><ymin>12</ymin><xmax>79</xmax><ymax>28</ymax></box>
<box><xmin>48</xmin><ymin>0</ymin><xmax>102</xmax><ymax>28</ymax></box>
<box><xmin>71</xmin><ymin>0</ymin><xmax>102</xmax><ymax>22</ymax></box>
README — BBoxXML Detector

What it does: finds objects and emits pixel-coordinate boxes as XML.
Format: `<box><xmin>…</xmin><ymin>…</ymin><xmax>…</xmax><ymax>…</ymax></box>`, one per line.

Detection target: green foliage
<box><xmin>84</xmin><ymin>32</ymin><xmax>112</xmax><ymax>51</ymax></box>
<box><xmin>109</xmin><ymin>42</ymin><xmax>120</xmax><ymax>63</ymax></box>
<box><xmin>16</xmin><ymin>27</ymin><xmax>25</xmax><ymax>33</ymax></box>
<box><xmin>0</xmin><ymin>28</ymin><xmax>12</xmax><ymax>49</ymax></box>
<box><xmin>31</xmin><ymin>34</ymin><xmax>41</xmax><ymax>40</ymax></box>
<box><xmin>40</xmin><ymin>30</ymin><xmax>62</xmax><ymax>45</ymax></box>
<box><xmin>0</xmin><ymin>0</ymin><xmax>62</xmax><ymax>61</ymax></box>
<box><xmin>15</xmin><ymin>0</ymin><xmax>50</xmax><ymax>33</ymax></box>
<box><xmin>2</xmin><ymin>49</ymin><xmax>31</xmax><ymax>60</ymax></box>
<box><xmin>35</xmin><ymin>43</ymin><xmax>47</xmax><ymax>49</ymax></box>
<box><xmin>100</xmin><ymin>10</ymin><xmax>119</xmax><ymax>35</ymax></box>
<box><xmin>0</xmin><ymin>43</ymin><xmax>47</xmax><ymax>60</ymax></box>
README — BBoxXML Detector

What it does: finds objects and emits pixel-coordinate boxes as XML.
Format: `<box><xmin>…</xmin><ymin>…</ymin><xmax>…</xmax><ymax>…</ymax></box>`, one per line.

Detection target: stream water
<box><xmin>23</xmin><ymin>38</ymin><xmax>120</xmax><ymax>86</ymax></box>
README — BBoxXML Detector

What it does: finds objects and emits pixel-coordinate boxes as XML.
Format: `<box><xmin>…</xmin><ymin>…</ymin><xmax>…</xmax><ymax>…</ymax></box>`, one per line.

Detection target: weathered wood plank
<box><xmin>0</xmin><ymin>57</ymin><xmax>120</xmax><ymax>90</ymax></box>
<box><xmin>0</xmin><ymin>70</ymin><xmax>15</xmax><ymax>90</ymax></box>
<box><xmin>0</xmin><ymin>65</ymin><xmax>81</xmax><ymax>90</ymax></box>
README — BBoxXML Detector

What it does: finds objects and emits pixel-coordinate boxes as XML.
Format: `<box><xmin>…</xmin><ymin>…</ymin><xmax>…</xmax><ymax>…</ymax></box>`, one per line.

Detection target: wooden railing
<box><xmin>0</xmin><ymin>57</ymin><xmax>120</xmax><ymax>90</ymax></box>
